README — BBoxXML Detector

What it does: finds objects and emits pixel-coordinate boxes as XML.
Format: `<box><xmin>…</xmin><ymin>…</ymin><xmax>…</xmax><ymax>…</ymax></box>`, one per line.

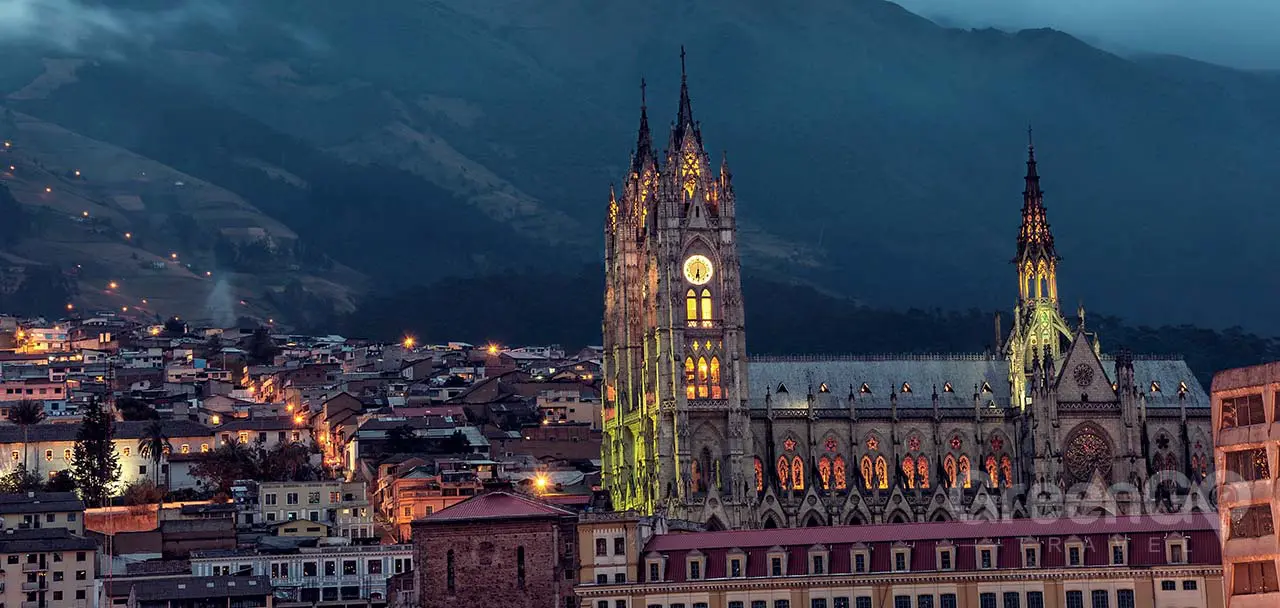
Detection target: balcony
<box><xmin>21</xmin><ymin>563</ymin><xmax>46</xmax><ymax>572</ymax></box>
<box><xmin>21</xmin><ymin>581</ymin><xmax>47</xmax><ymax>591</ymax></box>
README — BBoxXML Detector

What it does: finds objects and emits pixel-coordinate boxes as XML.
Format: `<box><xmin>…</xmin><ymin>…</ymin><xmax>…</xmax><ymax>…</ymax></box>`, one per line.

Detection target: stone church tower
<box><xmin>602</xmin><ymin>52</ymin><xmax>754</xmax><ymax>526</ymax></box>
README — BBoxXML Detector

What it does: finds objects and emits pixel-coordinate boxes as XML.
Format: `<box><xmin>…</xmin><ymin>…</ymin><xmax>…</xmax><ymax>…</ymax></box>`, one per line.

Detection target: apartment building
<box><xmin>577</xmin><ymin>514</ymin><xmax>1224</xmax><ymax>608</ymax></box>
<box><xmin>102</xmin><ymin>575</ymin><xmax>273</xmax><ymax>608</ymax></box>
<box><xmin>0</xmin><ymin>527</ymin><xmax>96</xmax><ymax>608</ymax></box>
<box><xmin>189</xmin><ymin>543</ymin><xmax>413</xmax><ymax>605</ymax></box>
<box><xmin>1212</xmin><ymin>362</ymin><xmax>1280</xmax><ymax>607</ymax></box>
<box><xmin>0</xmin><ymin>421</ymin><xmax>213</xmax><ymax>488</ymax></box>
<box><xmin>256</xmin><ymin>480</ymin><xmax>374</xmax><ymax>539</ymax></box>
<box><xmin>0</xmin><ymin>491</ymin><xmax>85</xmax><ymax>535</ymax></box>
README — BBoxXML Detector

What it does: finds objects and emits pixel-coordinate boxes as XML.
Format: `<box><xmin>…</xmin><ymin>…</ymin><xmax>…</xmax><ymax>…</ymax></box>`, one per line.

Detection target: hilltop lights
<box><xmin>108</xmin><ymin>281</ymin><xmax>118</xmax><ymax>290</ymax></box>
<box><xmin>44</xmin><ymin>187</ymin><xmax>51</xmax><ymax>193</ymax></box>
<box><xmin>402</xmin><ymin>336</ymin><xmax>416</xmax><ymax>348</ymax></box>
<box><xmin>486</xmin><ymin>344</ymin><xmax>499</xmax><ymax>355</ymax></box>
<box><xmin>124</xmin><ymin>232</ymin><xmax>132</xmax><ymax>239</ymax></box>
<box><xmin>170</xmin><ymin>253</ymin><xmax>178</xmax><ymax>260</ymax></box>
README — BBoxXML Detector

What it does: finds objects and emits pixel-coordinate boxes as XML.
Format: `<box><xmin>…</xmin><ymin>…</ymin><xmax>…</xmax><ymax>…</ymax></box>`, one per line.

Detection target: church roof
<box><xmin>747</xmin><ymin>354</ymin><xmax>1208</xmax><ymax>411</ymax></box>
<box><xmin>420</xmin><ymin>491</ymin><xmax>573</xmax><ymax>523</ymax></box>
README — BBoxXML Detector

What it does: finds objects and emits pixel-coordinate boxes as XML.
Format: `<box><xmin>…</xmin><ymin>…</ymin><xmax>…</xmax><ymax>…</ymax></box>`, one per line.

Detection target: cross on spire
<box><xmin>673</xmin><ymin>46</ymin><xmax>701</xmax><ymax>146</ymax></box>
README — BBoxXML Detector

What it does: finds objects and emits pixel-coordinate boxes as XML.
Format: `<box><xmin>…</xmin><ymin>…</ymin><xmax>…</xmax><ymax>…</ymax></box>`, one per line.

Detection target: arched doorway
<box><xmin>704</xmin><ymin>516</ymin><xmax>725</xmax><ymax>532</ymax></box>
<box><xmin>762</xmin><ymin>515</ymin><xmax>779</xmax><ymax>529</ymax></box>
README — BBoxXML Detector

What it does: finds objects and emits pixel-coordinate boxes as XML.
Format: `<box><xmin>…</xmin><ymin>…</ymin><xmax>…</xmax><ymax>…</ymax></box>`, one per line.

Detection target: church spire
<box><xmin>1016</xmin><ymin>125</ymin><xmax>1056</xmax><ymax>264</ymax></box>
<box><xmin>631</xmin><ymin>78</ymin><xmax>655</xmax><ymax>174</ymax></box>
<box><xmin>672</xmin><ymin>45</ymin><xmax>702</xmax><ymax>147</ymax></box>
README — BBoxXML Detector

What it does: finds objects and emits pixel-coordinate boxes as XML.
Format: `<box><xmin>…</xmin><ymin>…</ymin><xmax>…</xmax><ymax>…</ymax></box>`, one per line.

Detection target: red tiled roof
<box><xmin>421</xmin><ymin>491</ymin><xmax>574</xmax><ymax>523</ymax></box>
<box><xmin>647</xmin><ymin>513</ymin><xmax>1219</xmax><ymax>552</ymax></box>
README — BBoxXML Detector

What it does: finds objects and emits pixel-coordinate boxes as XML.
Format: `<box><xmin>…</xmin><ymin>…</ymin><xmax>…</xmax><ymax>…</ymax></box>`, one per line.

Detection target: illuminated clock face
<box><xmin>683</xmin><ymin>255</ymin><xmax>714</xmax><ymax>285</ymax></box>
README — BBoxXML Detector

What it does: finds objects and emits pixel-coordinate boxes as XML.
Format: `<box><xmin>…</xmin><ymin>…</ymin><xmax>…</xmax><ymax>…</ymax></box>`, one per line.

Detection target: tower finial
<box><xmin>641</xmin><ymin>77</ymin><xmax>647</xmax><ymax>109</ymax></box>
<box><xmin>673</xmin><ymin>46</ymin><xmax>700</xmax><ymax>146</ymax></box>
<box><xmin>631</xmin><ymin>77</ymin><xmax>654</xmax><ymax>173</ymax></box>
<box><xmin>1027</xmin><ymin>123</ymin><xmax>1034</xmax><ymax>150</ymax></box>
<box><xmin>680</xmin><ymin>45</ymin><xmax>687</xmax><ymax>81</ymax></box>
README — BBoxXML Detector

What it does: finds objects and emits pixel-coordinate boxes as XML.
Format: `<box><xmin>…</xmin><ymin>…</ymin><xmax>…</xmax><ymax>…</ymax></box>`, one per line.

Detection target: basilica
<box><xmin>600</xmin><ymin>57</ymin><xmax>1213</xmax><ymax>529</ymax></box>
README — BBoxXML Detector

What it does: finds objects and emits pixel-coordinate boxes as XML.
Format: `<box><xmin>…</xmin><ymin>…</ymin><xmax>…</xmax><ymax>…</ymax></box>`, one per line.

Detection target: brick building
<box><xmin>412</xmin><ymin>491</ymin><xmax>579</xmax><ymax>608</ymax></box>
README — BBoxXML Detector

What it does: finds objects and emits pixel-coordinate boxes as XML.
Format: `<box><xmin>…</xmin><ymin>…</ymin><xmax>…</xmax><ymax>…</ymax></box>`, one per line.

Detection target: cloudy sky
<box><xmin>895</xmin><ymin>0</ymin><xmax>1280</xmax><ymax>69</ymax></box>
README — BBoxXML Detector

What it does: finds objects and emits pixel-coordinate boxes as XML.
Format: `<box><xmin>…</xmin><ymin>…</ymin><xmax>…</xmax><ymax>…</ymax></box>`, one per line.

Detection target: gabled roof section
<box><xmin>1054</xmin><ymin>328</ymin><xmax>1115</xmax><ymax>402</ymax></box>
<box><xmin>421</xmin><ymin>491</ymin><xmax>573</xmax><ymax>523</ymax></box>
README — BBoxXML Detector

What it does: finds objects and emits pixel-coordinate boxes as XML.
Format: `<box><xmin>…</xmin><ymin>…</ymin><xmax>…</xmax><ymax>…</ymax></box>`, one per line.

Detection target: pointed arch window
<box><xmin>903</xmin><ymin>456</ymin><xmax>916</xmax><ymax>489</ymax></box>
<box><xmin>985</xmin><ymin>455</ymin><xmax>999</xmax><ymax>487</ymax></box>
<box><xmin>700</xmin><ymin>289</ymin><xmax>713</xmax><ymax>328</ymax></box>
<box><xmin>690</xmin><ymin>459</ymin><xmax>702</xmax><ymax>493</ymax></box>
<box><xmin>709</xmin><ymin>357</ymin><xmax>722</xmax><ymax>399</ymax></box>
<box><xmin>958</xmin><ymin>456</ymin><xmax>972</xmax><ymax>488</ymax></box>
<box><xmin>777</xmin><ymin>456</ymin><xmax>790</xmax><ymax>489</ymax></box>
<box><xmin>918</xmin><ymin>458</ymin><xmax>930</xmax><ymax>489</ymax></box>
<box><xmin>819</xmin><ymin>383</ymin><xmax>830</xmax><ymax>393</ymax></box>
<box><xmin>696</xmin><ymin>357</ymin><xmax>709</xmax><ymax>398</ymax></box>
<box><xmin>874</xmin><ymin>456</ymin><xmax>888</xmax><ymax>490</ymax></box>
<box><xmin>684</xmin><ymin>358</ymin><xmax>696</xmax><ymax>400</ymax></box>
<box><xmin>754</xmin><ymin>458</ymin><xmax>764</xmax><ymax>492</ymax></box>
<box><xmin>791</xmin><ymin>456</ymin><xmax>805</xmax><ymax>491</ymax></box>
<box><xmin>833</xmin><ymin>456</ymin><xmax>847</xmax><ymax>490</ymax></box>
<box><xmin>860</xmin><ymin>456</ymin><xmax>873</xmax><ymax>490</ymax></box>
<box><xmin>818</xmin><ymin>456</ymin><xmax>832</xmax><ymax>490</ymax></box>
<box><xmin>1001</xmin><ymin>455</ymin><xmax>1014</xmax><ymax>488</ymax></box>
<box><xmin>685</xmin><ymin>290</ymin><xmax>698</xmax><ymax>328</ymax></box>
<box><xmin>944</xmin><ymin>454</ymin><xmax>957</xmax><ymax>488</ymax></box>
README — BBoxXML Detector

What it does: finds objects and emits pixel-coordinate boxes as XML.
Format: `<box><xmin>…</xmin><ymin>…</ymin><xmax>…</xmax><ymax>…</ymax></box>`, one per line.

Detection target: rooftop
<box><xmin>0</xmin><ymin>527</ymin><xmax>96</xmax><ymax>553</ymax></box>
<box><xmin>421</xmin><ymin>490</ymin><xmax>575</xmax><ymax>523</ymax></box>
<box><xmin>0</xmin><ymin>491</ymin><xmax>83</xmax><ymax>514</ymax></box>
<box><xmin>109</xmin><ymin>575</ymin><xmax>272</xmax><ymax>601</ymax></box>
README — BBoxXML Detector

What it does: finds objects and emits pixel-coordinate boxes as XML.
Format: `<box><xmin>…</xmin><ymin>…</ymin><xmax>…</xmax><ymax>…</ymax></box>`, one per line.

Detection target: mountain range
<box><xmin>1</xmin><ymin>0</ymin><xmax>1279</xmax><ymax>341</ymax></box>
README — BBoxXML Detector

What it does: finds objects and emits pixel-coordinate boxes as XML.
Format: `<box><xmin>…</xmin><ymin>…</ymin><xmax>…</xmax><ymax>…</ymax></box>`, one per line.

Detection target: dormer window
<box><xmin>1165</xmin><ymin>534</ymin><xmax>1188</xmax><ymax>565</ymax></box>
<box><xmin>901</xmin><ymin>382</ymin><xmax>912</xmax><ymax>393</ymax></box>
<box><xmin>891</xmin><ymin>544</ymin><xmax>911</xmax><ymax>572</ymax></box>
<box><xmin>687</xmin><ymin>551</ymin><xmax>705</xmax><ymax>580</ymax></box>
<box><xmin>860</xmin><ymin>383</ymin><xmax>871</xmax><ymax>394</ymax></box>
<box><xmin>767</xmin><ymin>546</ymin><xmax>787</xmax><ymax>577</ymax></box>
<box><xmin>1066</xmin><ymin>537</ymin><xmax>1085</xmax><ymax>567</ymax></box>
<box><xmin>645</xmin><ymin>553</ymin><xmax>665</xmax><ymax>582</ymax></box>
<box><xmin>1151</xmin><ymin>381</ymin><xmax>1161</xmax><ymax>393</ymax></box>
<box><xmin>975</xmin><ymin>540</ymin><xmax>998</xmax><ymax>570</ymax></box>
<box><xmin>819</xmin><ymin>383</ymin><xmax>829</xmax><ymax>393</ymax></box>
<box><xmin>980</xmin><ymin>381</ymin><xmax>992</xmax><ymax>393</ymax></box>
<box><xmin>943</xmin><ymin>382</ymin><xmax>954</xmax><ymax>393</ymax></box>
<box><xmin>936</xmin><ymin>543</ymin><xmax>955</xmax><ymax>571</ymax></box>
<box><xmin>776</xmin><ymin>383</ymin><xmax>788</xmax><ymax>394</ymax></box>
<box><xmin>1178</xmin><ymin>382</ymin><xmax>1188</xmax><ymax>395</ymax></box>
<box><xmin>808</xmin><ymin>545</ymin><xmax>829</xmax><ymax>575</ymax></box>
<box><xmin>1109</xmin><ymin>536</ymin><xmax>1128</xmax><ymax>566</ymax></box>
<box><xmin>727</xmin><ymin>549</ymin><xmax>745</xmax><ymax>578</ymax></box>
<box><xmin>850</xmin><ymin>545</ymin><xmax>870</xmax><ymax>574</ymax></box>
<box><xmin>1021</xmin><ymin>539</ymin><xmax>1041</xmax><ymax>568</ymax></box>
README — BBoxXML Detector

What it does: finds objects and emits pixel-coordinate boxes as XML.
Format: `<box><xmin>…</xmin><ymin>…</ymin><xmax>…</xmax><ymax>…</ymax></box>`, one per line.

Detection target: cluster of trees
<box><xmin>190</xmin><ymin>440</ymin><xmax>320</xmax><ymax>496</ymax></box>
<box><xmin>384</xmin><ymin>426</ymin><xmax>470</xmax><ymax>455</ymax></box>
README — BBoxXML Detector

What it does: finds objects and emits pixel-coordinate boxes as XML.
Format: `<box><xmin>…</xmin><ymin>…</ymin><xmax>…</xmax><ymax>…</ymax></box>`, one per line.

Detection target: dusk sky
<box><xmin>896</xmin><ymin>0</ymin><xmax>1280</xmax><ymax>69</ymax></box>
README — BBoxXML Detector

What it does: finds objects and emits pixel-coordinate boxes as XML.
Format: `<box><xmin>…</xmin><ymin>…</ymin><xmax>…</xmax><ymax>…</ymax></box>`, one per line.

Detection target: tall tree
<box><xmin>190</xmin><ymin>440</ymin><xmax>256</xmax><ymax>495</ymax></box>
<box><xmin>7</xmin><ymin>400</ymin><xmax>45</xmax><ymax>472</ymax></box>
<box><xmin>137</xmin><ymin>421</ymin><xmax>171</xmax><ymax>491</ymax></box>
<box><xmin>71</xmin><ymin>397</ymin><xmax>120</xmax><ymax>507</ymax></box>
<box><xmin>0</xmin><ymin>464</ymin><xmax>42</xmax><ymax>494</ymax></box>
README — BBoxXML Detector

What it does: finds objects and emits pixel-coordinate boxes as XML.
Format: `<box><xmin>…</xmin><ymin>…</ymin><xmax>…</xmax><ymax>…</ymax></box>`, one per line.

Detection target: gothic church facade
<box><xmin>601</xmin><ymin>61</ymin><xmax>1213</xmax><ymax>530</ymax></box>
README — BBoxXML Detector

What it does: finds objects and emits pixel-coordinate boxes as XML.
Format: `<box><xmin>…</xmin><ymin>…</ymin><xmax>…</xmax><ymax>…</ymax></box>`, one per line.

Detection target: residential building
<box><xmin>412</xmin><ymin>491</ymin><xmax>579</xmax><ymax>608</ymax></box>
<box><xmin>256</xmin><ymin>480</ymin><xmax>374</xmax><ymax>539</ymax></box>
<box><xmin>0</xmin><ymin>527</ymin><xmax>96</xmax><ymax>608</ymax></box>
<box><xmin>189</xmin><ymin>543</ymin><xmax>413</xmax><ymax>605</ymax></box>
<box><xmin>0</xmin><ymin>420</ymin><xmax>212</xmax><ymax>489</ymax></box>
<box><xmin>0</xmin><ymin>491</ymin><xmax>85</xmax><ymax>535</ymax></box>
<box><xmin>0</xmin><ymin>377</ymin><xmax>68</xmax><ymax>404</ymax></box>
<box><xmin>15</xmin><ymin>325</ymin><xmax>70</xmax><ymax>352</ymax></box>
<box><xmin>537</xmin><ymin>384</ymin><xmax>602</xmax><ymax>429</ymax></box>
<box><xmin>1212</xmin><ymin>362</ymin><xmax>1280</xmax><ymax>607</ymax></box>
<box><xmin>101</xmin><ymin>575</ymin><xmax>273</xmax><ymax>608</ymax></box>
<box><xmin>577</xmin><ymin>514</ymin><xmax>1224</xmax><ymax>608</ymax></box>
<box><xmin>214</xmin><ymin>417</ymin><xmax>312</xmax><ymax>450</ymax></box>
<box><xmin>375</xmin><ymin>461</ymin><xmax>485</xmax><ymax>542</ymax></box>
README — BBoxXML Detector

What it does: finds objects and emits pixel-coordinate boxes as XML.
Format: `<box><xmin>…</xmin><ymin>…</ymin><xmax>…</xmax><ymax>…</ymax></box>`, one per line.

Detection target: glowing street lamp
<box><xmin>486</xmin><ymin>344</ymin><xmax>499</xmax><ymax>355</ymax></box>
<box><xmin>533</xmin><ymin>474</ymin><xmax>549</xmax><ymax>494</ymax></box>
<box><xmin>108</xmin><ymin>281</ymin><xmax>118</xmax><ymax>290</ymax></box>
<box><xmin>402</xmin><ymin>336</ymin><xmax>416</xmax><ymax>348</ymax></box>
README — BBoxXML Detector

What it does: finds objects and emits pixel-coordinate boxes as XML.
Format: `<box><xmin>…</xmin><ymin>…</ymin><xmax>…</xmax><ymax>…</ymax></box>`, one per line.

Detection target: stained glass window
<box><xmin>918</xmin><ymin>458</ymin><xmax>930</xmax><ymax>489</ymax></box>
<box><xmin>686</xmin><ymin>290</ymin><xmax>698</xmax><ymax>327</ymax></box>
<box><xmin>903</xmin><ymin>456</ymin><xmax>916</xmax><ymax>489</ymax></box>
<box><xmin>958</xmin><ymin>456</ymin><xmax>972</xmax><ymax>488</ymax></box>
<box><xmin>819</xmin><ymin>457</ymin><xmax>832</xmax><ymax>490</ymax></box>
<box><xmin>985</xmin><ymin>455</ymin><xmax>999</xmax><ymax>487</ymax></box>
<box><xmin>1065</xmin><ymin>427</ymin><xmax>1113</xmax><ymax>483</ymax></box>
<box><xmin>792</xmin><ymin>456</ymin><xmax>805</xmax><ymax>491</ymax></box>
<box><xmin>861</xmin><ymin>456</ymin><xmax>873</xmax><ymax>490</ymax></box>
<box><xmin>833</xmin><ymin>456</ymin><xmax>847</xmax><ymax>490</ymax></box>
<box><xmin>696</xmin><ymin>358</ymin><xmax>709</xmax><ymax>398</ymax></box>
<box><xmin>875</xmin><ymin>456</ymin><xmax>888</xmax><ymax>490</ymax></box>
<box><xmin>684</xmin><ymin>358</ymin><xmax>696</xmax><ymax>400</ymax></box>
<box><xmin>710</xmin><ymin>357</ymin><xmax>722</xmax><ymax>399</ymax></box>
<box><xmin>777</xmin><ymin>456</ymin><xmax>790</xmax><ymax>489</ymax></box>
<box><xmin>1001</xmin><ymin>455</ymin><xmax>1013</xmax><ymax>488</ymax></box>
<box><xmin>944</xmin><ymin>455</ymin><xmax>957</xmax><ymax>488</ymax></box>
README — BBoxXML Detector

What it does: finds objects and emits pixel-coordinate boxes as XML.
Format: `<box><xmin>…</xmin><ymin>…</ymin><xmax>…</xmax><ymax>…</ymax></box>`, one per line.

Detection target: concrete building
<box><xmin>412</xmin><ymin>491</ymin><xmax>579</xmax><ymax>608</ymax></box>
<box><xmin>0</xmin><ymin>527</ymin><xmax>96</xmax><ymax>608</ymax></box>
<box><xmin>1212</xmin><ymin>363</ymin><xmax>1280</xmax><ymax>607</ymax></box>
<box><xmin>102</xmin><ymin>575</ymin><xmax>273</xmax><ymax>608</ymax></box>
<box><xmin>577</xmin><ymin>514</ymin><xmax>1224</xmax><ymax>608</ymax></box>
<box><xmin>0</xmin><ymin>420</ymin><xmax>213</xmax><ymax>489</ymax></box>
<box><xmin>189</xmin><ymin>543</ymin><xmax>412</xmax><ymax>605</ymax></box>
<box><xmin>0</xmin><ymin>491</ymin><xmax>85</xmax><ymax>534</ymax></box>
<box><xmin>256</xmin><ymin>480</ymin><xmax>374</xmax><ymax>539</ymax></box>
